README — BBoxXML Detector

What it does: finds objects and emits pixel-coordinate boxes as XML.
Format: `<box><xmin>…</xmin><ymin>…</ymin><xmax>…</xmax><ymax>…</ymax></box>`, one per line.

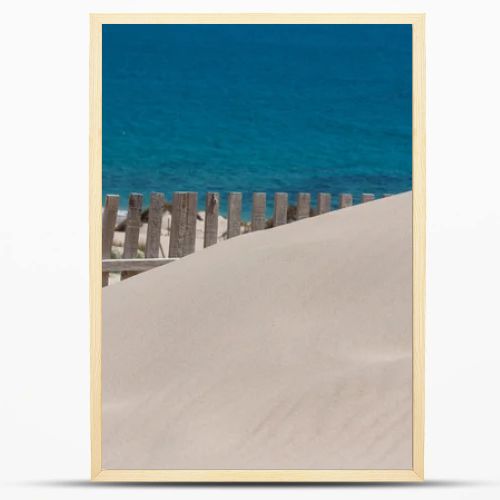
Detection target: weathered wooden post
<box><xmin>317</xmin><ymin>193</ymin><xmax>331</xmax><ymax>214</ymax></box>
<box><xmin>297</xmin><ymin>193</ymin><xmax>311</xmax><ymax>220</ymax></box>
<box><xmin>145</xmin><ymin>192</ymin><xmax>165</xmax><ymax>258</ymax></box>
<box><xmin>169</xmin><ymin>192</ymin><xmax>198</xmax><ymax>257</ymax></box>
<box><xmin>121</xmin><ymin>193</ymin><xmax>143</xmax><ymax>280</ymax></box>
<box><xmin>251</xmin><ymin>192</ymin><xmax>266</xmax><ymax>231</ymax></box>
<box><xmin>204</xmin><ymin>192</ymin><xmax>219</xmax><ymax>248</ymax></box>
<box><xmin>361</xmin><ymin>193</ymin><xmax>375</xmax><ymax>203</ymax></box>
<box><xmin>339</xmin><ymin>193</ymin><xmax>353</xmax><ymax>209</ymax></box>
<box><xmin>273</xmin><ymin>193</ymin><xmax>288</xmax><ymax>227</ymax></box>
<box><xmin>102</xmin><ymin>194</ymin><xmax>119</xmax><ymax>287</ymax></box>
<box><xmin>227</xmin><ymin>192</ymin><xmax>242</xmax><ymax>239</ymax></box>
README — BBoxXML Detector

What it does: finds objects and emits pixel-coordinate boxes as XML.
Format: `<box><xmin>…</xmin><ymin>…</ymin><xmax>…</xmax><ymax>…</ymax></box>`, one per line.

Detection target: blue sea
<box><xmin>103</xmin><ymin>24</ymin><xmax>412</xmax><ymax>218</ymax></box>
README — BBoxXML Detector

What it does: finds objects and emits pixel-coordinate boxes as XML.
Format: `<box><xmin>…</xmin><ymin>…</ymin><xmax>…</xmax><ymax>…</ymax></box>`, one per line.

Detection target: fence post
<box><xmin>339</xmin><ymin>193</ymin><xmax>353</xmax><ymax>209</ymax></box>
<box><xmin>361</xmin><ymin>193</ymin><xmax>375</xmax><ymax>203</ymax></box>
<box><xmin>251</xmin><ymin>192</ymin><xmax>266</xmax><ymax>231</ymax></box>
<box><xmin>204</xmin><ymin>192</ymin><xmax>219</xmax><ymax>248</ymax></box>
<box><xmin>273</xmin><ymin>192</ymin><xmax>288</xmax><ymax>227</ymax></box>
<box><xmin>121</xmin><ymin>193</ymin><xmax>144</xmax><ymax>280</ymax></box>
<box><xmin>297</xmin><ymin>193</ymin><xmax>311</xmax><ymax>220</ymax></box>
<box><xmin>317</xmin><ymin>193</ymin><xmax>331</xmax><ymax>214</ymax></box>
<box><xmin>169</xmin><ymin>192</ymin><xmax>198</xmax><ymax>257</ymax></box>
<box><xmin>227</xmin><ymin>192</ymin><xmax>242</xmax><ymax>239</ymax></box>
<box><xmin>145</xmin><ymin>192</ymin><xmax>165</xmax><ymax>258</ymax></box>
<box><xmin>102</xmin><ymin>194</ymin><xmax>119</xmax><ymax>287</ymax></box>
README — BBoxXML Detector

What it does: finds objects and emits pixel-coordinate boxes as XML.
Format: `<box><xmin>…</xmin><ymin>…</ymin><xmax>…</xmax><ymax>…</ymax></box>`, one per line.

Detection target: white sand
<box><xmin>108</xmin><ymin>211</ymin><xmax>239</xmax><ymax>283</ymax></box>
<box><xmin>112</xmin><ymin>210</ymin><xmax>232</xmax><ymax>253</ymax></box>
<box><xmin>102</xmin><ymin>192</ymin><xmax>413</xmax><ymax>470</ymax></box>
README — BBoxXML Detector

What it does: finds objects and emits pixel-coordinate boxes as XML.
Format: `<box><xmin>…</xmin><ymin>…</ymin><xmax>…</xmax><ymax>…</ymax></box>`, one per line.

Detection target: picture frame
<box><xmin>89</xmin><ymin>12</ymin><xmax>425</xmax><ymax>482</ymax></box>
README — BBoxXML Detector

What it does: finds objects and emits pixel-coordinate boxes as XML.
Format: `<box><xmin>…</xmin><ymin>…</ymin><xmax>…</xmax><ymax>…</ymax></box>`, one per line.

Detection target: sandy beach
<box><xmin>102</xmin><ymin>192</ymin><xmax>413</xmax><ymax>470</ymax></box>
<box><xmin>106</xmin><ymin>209</ymin><xmax>236</xmax><ymax>284</ymax></box>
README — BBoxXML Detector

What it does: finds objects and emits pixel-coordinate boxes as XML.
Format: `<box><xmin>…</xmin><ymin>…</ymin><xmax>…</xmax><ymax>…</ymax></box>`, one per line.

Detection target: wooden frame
<box><xmin>90</xmin><ymin>13</ymin><xmax>425</xmax><ymax>482</ymax></box>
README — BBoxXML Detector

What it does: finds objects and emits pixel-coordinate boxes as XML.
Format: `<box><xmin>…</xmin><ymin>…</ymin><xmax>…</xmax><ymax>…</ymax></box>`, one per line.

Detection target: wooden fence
<box><xmin>102</xmin><ymin>191</ymin><xmax>388</xmax><ymax>286</ymax></box>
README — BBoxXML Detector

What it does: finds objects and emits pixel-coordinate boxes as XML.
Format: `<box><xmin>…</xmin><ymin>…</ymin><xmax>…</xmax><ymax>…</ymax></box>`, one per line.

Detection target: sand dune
<box><xmin>102</xmin><ymin>192</ymin><xmax>413</xmax><ymax>470</ymax></box>
<box><xmin>111</xmin><ymin>210</ymin><xmax>233</xmax><ymax>254</ymax></box>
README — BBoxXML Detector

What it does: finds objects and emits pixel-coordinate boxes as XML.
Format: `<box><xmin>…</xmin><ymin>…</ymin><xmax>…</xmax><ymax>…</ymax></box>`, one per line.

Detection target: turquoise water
<box><xmin>103</xmin><ymin>24</ymin><xmax>412</xmax><ymax>218</ymax></box>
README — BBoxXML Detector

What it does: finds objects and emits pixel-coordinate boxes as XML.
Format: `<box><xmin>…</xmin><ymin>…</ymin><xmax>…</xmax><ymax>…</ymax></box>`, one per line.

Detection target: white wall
<box><xmin>1</xmin><ymin>1</ymin><xmax>499</xmax><ymax>498</ymax></box>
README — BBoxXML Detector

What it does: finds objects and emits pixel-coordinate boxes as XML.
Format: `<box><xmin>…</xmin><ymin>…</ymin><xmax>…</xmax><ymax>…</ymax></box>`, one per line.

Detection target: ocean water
<box><xmin>103</xmin><ymin>24</ymin><xmax>412</xmax><ymax>218</ymax></box>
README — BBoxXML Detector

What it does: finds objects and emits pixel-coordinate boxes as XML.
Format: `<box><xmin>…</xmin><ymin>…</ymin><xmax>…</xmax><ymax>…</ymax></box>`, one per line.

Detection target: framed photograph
<box><xmin>89</xmin><ymin>13</ymin><xmax>425</xmax><ymax>482</ymax></box>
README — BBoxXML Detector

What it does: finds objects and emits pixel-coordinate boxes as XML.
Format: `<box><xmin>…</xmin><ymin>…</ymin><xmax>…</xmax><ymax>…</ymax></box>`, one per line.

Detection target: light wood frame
<box><xmin>90</xmin><ymin>13</ymin><xmax>425</xmax><ymax>482</ymax></box>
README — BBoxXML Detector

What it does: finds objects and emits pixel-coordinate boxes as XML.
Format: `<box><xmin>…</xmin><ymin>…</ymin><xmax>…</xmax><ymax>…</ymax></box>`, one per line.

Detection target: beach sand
<box><xmin>102</xmin><ymin>191</ymin><xmax>413</xmax><ymax>470</ymax></box>
<box><xmin>107</xmin><ymin>210</ymin><xmax>234</xmax><ymax>284</ymax></box>
<box><xmin>112</xmin><ymin>210</ymin><xmax>232</xmax><ymax>252</ymax></box>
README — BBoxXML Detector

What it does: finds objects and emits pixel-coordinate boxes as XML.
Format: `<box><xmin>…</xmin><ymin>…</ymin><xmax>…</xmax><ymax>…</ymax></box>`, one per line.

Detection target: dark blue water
<box><xmin>103</xmin><ymin>24</ymin><xmax>412</xmax><ymax>217</ymax></box>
